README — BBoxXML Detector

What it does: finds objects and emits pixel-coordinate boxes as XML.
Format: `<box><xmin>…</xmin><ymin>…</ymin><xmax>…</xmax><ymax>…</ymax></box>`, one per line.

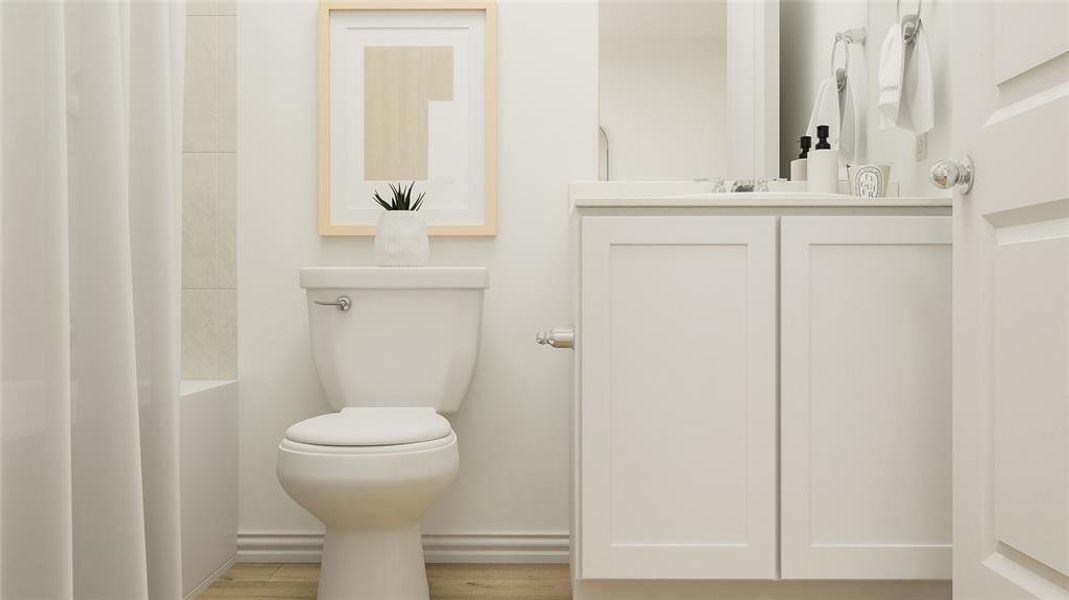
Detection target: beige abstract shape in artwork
<box><xmin>364</xmin><ymin>46</ymin><xmax>454</xmax><ymax>180</ymax></box>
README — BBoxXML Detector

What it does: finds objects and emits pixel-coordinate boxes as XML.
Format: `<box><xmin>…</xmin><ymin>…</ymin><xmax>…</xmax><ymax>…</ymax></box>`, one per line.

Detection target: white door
<box><xmin>779</xmin><ymin>216</ymin><xmax>952</xmax><ymax>580</ymax></box>
<box><xmin>578</xmin><ymin>216</ymin><xmax>777</xmax><ymax>579</ymax></box>
<box><xmin>951</xmin><ymin>2</ymin><xmax>1069</xmax><ymax>598</ymax></box>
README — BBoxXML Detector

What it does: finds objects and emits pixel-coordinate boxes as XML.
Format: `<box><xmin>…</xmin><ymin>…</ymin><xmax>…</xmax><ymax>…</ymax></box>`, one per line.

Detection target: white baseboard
<box><xmin>184</xmin><ymin>555</ymin><xmax>236</xmax><ymax>600</ymax></box>
<box><xmin>237</xmin><ymin>531</ymin><xmax>570</xmax><ymax>564</ymax></box>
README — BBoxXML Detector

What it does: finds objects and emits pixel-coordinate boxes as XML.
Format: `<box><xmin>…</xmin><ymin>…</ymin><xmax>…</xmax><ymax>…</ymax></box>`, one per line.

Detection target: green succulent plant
<box><xmin>372</xmin><ymin>182</ymin><xmax>425</xmax><ymax>211</ymax></box>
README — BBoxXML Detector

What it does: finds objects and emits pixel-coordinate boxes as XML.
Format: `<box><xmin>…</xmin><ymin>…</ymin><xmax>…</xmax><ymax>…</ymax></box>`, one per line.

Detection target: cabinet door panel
<box><xmin>780</xmin><ymin>216</ymin><xmax>952</xmax><ymax>580</ymax></box>
<box><xmin>579</xmin><ymin>216</ymin><xmax>777</xmax><ymax>579</ymax></box>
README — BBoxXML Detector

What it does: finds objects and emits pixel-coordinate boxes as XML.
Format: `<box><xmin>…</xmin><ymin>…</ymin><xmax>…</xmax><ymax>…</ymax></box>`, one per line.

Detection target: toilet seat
<box><xmin>285</xmin><ymin>407</ymin><xmax>452</xmax><ymax>447</ymax></box>
<box><xmin>279</xmin><ymin>432</ymin><xmax>456</xmax><ymax>455</ymax></box>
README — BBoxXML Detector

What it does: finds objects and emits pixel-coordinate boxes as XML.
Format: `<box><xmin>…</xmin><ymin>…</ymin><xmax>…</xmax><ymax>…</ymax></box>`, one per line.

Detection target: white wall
<box><xmin>779</xmin><ymin>0</ymin><xmax>952</xmax><ymax>196</ymax></box>
<box><xmin>599</xmin><ymin>37</ymin><xmax>728</xmax><ymax>181</ymax></box>
<box><xmin>237</xmin><ymin>0</ymin><xmax>597</xmax><ymax>540</ymax></box>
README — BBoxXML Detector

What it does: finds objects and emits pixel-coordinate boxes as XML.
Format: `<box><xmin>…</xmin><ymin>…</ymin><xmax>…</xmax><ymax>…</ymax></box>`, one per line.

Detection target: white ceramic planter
<box><xmin>374</xmin><ymin>211</ymin><xmax>430</xmax><ymax>266</ymax></box>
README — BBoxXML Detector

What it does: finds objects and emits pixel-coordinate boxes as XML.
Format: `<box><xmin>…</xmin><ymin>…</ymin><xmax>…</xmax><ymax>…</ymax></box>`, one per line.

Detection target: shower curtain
<box><xmin>1</xmin><ymin>1</ymin><xmax>185</xmax><ymax>598</ymax></box>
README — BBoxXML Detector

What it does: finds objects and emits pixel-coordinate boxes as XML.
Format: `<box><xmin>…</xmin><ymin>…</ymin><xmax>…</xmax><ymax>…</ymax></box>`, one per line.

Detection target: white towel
<box><xmin>806</xmin><ymin>74</ymin><xmax>858</xmax><ymax>164</ymax></box>
<box><xmin>879</xmin><ymin>20</ymin><xmax>934</xmax><ymax>134</ymax></box>
<box><xmin>901</xmin><ymin>25</ymin><xmax>934</xmax><ymax>134</ymax></box>
<box><xmin>806</xmin><ymin>76</ymin><xmax>841</xmax><ymax>149</ymax></box>
<box><xmin>878</xmin><ymin>21</ymin><xmax>905</xmax><ymax>129</ymax></box>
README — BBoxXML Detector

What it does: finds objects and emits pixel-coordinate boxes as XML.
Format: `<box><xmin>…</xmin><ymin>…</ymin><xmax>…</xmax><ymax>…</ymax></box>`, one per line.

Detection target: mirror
<box><xmin>599</xmin><ymin>1</ymin><xmax>728</xmax><ymax>181</ymax></box>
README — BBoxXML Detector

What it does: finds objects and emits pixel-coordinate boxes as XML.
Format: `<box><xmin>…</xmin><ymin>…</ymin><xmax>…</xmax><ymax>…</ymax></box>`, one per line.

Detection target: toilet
<box><xmin>277</xmin><ymin>266</ymin><xmax>488</xmax><ymax>600</ymax></box>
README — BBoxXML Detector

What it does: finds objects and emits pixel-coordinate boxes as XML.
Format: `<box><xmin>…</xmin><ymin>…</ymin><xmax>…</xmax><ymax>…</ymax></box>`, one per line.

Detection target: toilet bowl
<box><xmin>277</xmin><ymin>267</ymin><xmax>487</xmax><ymax>600</ymax></box>
<box><xmin>277</xmin><ymin>408</ymin><xmax>459</xmax><ymax>599</ymax></box>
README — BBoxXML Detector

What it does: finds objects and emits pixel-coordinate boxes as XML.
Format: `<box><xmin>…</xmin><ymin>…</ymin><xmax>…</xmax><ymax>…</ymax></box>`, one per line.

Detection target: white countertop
<box><xmin>570</xmin><ymin>181</ymin><xmax>952</xmax><ymax>208</ymax></box>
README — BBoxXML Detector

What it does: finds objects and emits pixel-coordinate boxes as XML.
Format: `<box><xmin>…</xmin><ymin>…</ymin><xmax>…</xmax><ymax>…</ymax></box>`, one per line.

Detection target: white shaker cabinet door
<box><xmin>578</xmin><ymin>216</ymin><xmax>777</xmax><ymax>580</ymax></box>
<box><xmin>780</xmin><ymin>216</ymin><xmax>952</xmax><ymax>580</ymax></box>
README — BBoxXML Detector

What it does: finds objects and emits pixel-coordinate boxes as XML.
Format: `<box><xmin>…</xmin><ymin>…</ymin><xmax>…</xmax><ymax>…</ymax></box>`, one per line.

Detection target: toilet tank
<box><xmin>300</xmin><ymin>267</ymin><xmax>488</xmax><ymax>413</ymax></box>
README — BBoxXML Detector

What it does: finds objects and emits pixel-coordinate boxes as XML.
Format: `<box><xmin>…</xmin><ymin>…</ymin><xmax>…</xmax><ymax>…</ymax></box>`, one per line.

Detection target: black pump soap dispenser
<box><xmin>814</xmin><ymin>125</ymin><xmax>832</xmax><ymax>150</ymax></box>
<box><xmin>790</xmin><ymin>136</ymin><xmax>812</xmax><ymax>182</ymax></box>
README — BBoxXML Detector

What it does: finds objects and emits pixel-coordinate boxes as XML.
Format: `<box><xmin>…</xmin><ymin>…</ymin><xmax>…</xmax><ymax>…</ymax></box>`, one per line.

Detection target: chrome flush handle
<box><xmin>536</xmin><ymin>328</ymin><xmax>575</xmax><ymax>349</ymax></box>
<box><xmin>315</xmin><ymin>295</ymin><xmax>351</xmax><ymax>311</ymax></box>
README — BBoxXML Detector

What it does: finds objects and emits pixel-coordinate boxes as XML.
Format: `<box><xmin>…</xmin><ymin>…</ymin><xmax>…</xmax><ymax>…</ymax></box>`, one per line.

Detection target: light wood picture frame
<box><xmin>318</xmin><ymin>1</ymin><xmax>497</xmax><ymax>236</ymax></box>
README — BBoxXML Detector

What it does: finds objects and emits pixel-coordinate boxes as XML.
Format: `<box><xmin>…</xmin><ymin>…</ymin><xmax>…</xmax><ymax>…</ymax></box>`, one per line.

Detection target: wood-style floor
<box><xmin>198</xmin><ymin>563</ymin><xmax>572</xmax><ymax>600</ymax></box>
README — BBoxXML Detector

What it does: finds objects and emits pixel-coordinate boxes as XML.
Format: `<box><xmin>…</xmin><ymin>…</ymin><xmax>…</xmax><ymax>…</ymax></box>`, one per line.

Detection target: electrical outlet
<box><xmin>914</xmin><ymin>133</ymin><xmax>928</xmax><ymax>162</ymax></box>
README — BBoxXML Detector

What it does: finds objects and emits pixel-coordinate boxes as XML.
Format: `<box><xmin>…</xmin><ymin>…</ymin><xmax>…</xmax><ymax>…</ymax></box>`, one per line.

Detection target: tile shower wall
<box><xmin>182</xmin><ymin>1</ymin><xmax>237</xmax><ymax>380</ymax></box>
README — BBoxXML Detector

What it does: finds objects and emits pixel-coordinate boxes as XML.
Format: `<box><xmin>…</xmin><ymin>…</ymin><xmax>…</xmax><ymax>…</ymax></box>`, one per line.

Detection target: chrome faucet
<box><xmin>693</xmin><ymin>177</ymin><xmax>727</xmax><ymax>193</ymax></box>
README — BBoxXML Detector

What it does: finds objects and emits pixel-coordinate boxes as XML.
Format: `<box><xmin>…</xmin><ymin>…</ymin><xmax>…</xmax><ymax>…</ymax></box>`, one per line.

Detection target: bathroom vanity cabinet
<box><xmin>569</xmin><ymin>185</ymin><xmax>952</xmax><ymax>587</ymax></box>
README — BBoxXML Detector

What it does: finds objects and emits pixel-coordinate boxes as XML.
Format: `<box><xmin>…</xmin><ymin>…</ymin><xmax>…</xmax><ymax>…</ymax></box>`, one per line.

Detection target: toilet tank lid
<box><xmin>300</xmin><ymin>267</ymin><xmax>488</xmax><ymax>290</ymax></box>
<box><xmin>285</xmin><ymin>408</ymin><xmax>453</xmax><ymax>446</ymax></box>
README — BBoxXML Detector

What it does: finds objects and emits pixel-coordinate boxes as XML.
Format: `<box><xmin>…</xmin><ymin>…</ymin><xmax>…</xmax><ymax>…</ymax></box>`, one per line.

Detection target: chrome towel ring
<box><xmin>897</xmin><ymin>0</ymin><xmax>923</xmax><ymax>44</ymax></box>
<box><xmin>830</xmin><ymin>29</ymin><xmax>865</xmax><ymax>92</ymax></box>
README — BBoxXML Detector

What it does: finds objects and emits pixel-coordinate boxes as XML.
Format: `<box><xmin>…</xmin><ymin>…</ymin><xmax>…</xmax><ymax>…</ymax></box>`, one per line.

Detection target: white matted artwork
<box><xmin>318</xmin><ymin>1</ymin><xmax>497</xmax><ymax>236</ymax></box>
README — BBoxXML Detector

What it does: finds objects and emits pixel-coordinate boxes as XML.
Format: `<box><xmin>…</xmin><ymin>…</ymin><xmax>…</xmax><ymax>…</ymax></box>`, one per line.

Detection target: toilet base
<box><xmin>276</xmin><ymin>435</ymin><xmax>459</xmax><ymax>600</ymax></box>
<box><xmin>318</xmin><ymin>524</ymin><xmax>429</xmax><ymax>600</ymax></box>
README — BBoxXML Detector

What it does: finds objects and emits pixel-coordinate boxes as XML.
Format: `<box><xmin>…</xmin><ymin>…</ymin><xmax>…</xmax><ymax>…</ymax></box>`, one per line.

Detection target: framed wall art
<box><xmin>318</xmin><ymin>1</ymin><xmax>497</xmax><ymax>236</ymax></box>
